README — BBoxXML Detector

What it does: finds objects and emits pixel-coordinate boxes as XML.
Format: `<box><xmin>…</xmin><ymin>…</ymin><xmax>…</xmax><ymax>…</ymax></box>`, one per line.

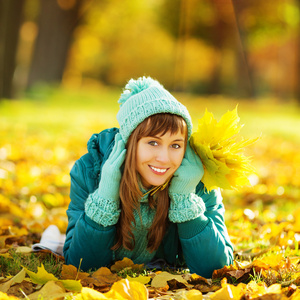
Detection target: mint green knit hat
<box><xmin>116</xmin><ymin>76</ymin><xmax>193</xmax><ymax>142</ymax></box>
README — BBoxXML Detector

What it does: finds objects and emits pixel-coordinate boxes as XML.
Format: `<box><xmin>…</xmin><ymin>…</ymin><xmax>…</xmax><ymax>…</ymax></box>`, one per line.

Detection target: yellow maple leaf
<box><xmin>24</xmin><ymin>264</ymin><xmax>58</xmax><ymax>285</ymax></box>
<box><xmin>126</xmin><ymin>275</ymin><xmax>151</xmax><ymax>285</ymax></box>
<box><xmin>24</xmin><ymin>264</ymin><xmax>82</xmax><ymax>292</ymax></box>
<box><xmin>104</xmin><ymin>279</ymin><xmax>148</xmax><ymax>300</ymax></box>
<box><xmin>75</xmin><ymin>279</ymin><xmax>148</xmax><ymax>300</ymax></box>
<box><xmin>210</xmin><ymin>282</ymin><xmax>246</xmax><ymax>300</ymax></box>
<box><xmin>190</xmin><ymin>106</ymin><xmax>258</xmax><ymax>191</ymax></box>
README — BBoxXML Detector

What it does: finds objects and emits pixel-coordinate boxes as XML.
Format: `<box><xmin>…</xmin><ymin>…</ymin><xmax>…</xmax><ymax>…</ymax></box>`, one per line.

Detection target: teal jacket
<box><xmin>63</xmin><ymin>128</ymin><xmax>234</xmax><ymax>278</ymax></box>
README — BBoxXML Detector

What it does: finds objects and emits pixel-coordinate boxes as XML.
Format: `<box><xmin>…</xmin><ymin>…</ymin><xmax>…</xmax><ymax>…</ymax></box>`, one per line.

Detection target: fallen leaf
<box><xmin>0</xmin><ymin>291</ymin><xmax>20</xmax><ymax>299</ymax></box>
<box><xmin>210</xmin><ymin>282</ymin><xmax>247</xmax><ymax>300</ymax></box>
<box><xmin>24</xmin><ymin>263</ymin><xmax>82</xmax><ymax>292</ymax></box>
<box><xmin>15</xmin><ymin>246</ymin><xmax>32</xmax><ymax>253</ymax></box>
<box><xmin>194</xmin><ymin>284</ymin><xmax>220</xmax><ymax>294</ymax></box>
<box><xmin>290</xmin><ymin>289</ymin><xmax>300</xmax><ymax>300</ymax></box>
<box><xmin>24</xmin><ymin>263</ymin><xmax>58</xmax><ymax>285</ymax></box>
<box><xmin>61</xmin><ymin>264</ymin><xmax>90</xmax><ymax>281</ymax></box>
<box><xmin>81</xmin><ymin>267</ymin><xmax>120</xmax><ymax>292</ymax></box>
<box><xmin>227</xmin><ymin>268</ymin><xmax>251</xmax><ymax>280</ymax></box>
<box><xmin>104</xmin><ymin>279</ymin><xmax>148</xmax><ymax>300</ymax></box>
<box><xmin>185</xmin><ymin>273</ymin><xmax>211</xmax><ymax>285</ymax></box>
<box><xmin>0</xmin><ymin>268</ymin><xmax>26</xmax><ymax>293</ymax></box>
<box><xmin>26</xmin><ymin>280</ymin><xmax>72</xmax><ymax>300</ymax></box>
<box><xmin>174</xmin><ymin>289</ymin><xmax>203</xmax><ymax>300</ymax></box>
<box><xmin>110</xmin><ymin>257</ymin><xmax>144</xmax><ymax>272</ymax></box>
<box><xmin>6</xmin><ymin>281</ymin><xmax>34</xmax><ymax>298</ymax></box>
<box><xmin>92</xmin><ymin>267</ymin><xmax>120</xmax><ymax>285</ymax></box>
<box><xmin>74</xmin><ymin>287</ymin><xmax>108</xmax><ymax>299</ymax></box>
<box><xmin>212</xmin><ymin>264</ymin><xmax>239</xmax><ymax>279</ymax></box>
<box><xmin>126</xmin><ymin>275</ymin><xmax>151</xmax><ymax>285</ymax></box>
<box><xmin>151</xmin><ymin>271</ymin><xmax>189</xmax><ymax>288</ymax></box>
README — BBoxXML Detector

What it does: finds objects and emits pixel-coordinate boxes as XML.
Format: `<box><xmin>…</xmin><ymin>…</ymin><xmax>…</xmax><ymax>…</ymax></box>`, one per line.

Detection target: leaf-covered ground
<box><xmin>0</xmin><ymin>88</ymin><xmax>300</xmax><ymax>299</ymax></box>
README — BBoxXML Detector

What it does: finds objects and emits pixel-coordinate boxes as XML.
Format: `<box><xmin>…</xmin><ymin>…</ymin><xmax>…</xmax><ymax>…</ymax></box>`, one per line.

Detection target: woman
<box><xmin>63</xmin><ymin>76</ymin><xmax>233</xmax><ymax>278</ymax></box>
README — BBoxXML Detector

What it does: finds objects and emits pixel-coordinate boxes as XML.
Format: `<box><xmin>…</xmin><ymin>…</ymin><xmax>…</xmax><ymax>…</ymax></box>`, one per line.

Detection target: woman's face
<box><xmin>136</xmin><ymin>130</ymin><xmax>186</xmax><ymax>189</ymax></box>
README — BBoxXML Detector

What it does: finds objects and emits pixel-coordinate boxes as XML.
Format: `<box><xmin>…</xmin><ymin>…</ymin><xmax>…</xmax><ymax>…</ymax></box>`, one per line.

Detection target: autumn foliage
<box><xmin>1</xmin><ymin>92</ymin><xmax>300</xmax><ymax>299</ymax></box>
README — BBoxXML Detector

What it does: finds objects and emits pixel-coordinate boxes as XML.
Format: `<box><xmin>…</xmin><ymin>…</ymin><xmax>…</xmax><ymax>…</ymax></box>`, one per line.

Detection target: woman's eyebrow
<box><xmin>147</xmin><ymin>136</ymin><xmax>185</xmax><ymax>142</ymax></box>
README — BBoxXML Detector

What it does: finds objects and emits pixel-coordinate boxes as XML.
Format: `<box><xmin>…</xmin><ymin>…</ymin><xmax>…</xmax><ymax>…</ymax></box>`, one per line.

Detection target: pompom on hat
<box><xmin>117</xmin><ymin>76</ymin><xmax>193</xmax><ymax>142</ymax></box>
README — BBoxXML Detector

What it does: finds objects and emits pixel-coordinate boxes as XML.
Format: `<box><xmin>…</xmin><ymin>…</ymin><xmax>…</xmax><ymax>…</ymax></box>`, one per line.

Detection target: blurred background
<box><xmin>1</xmin><ymin>0</ymin><xmax>300</xmax><ymax>99</ymax></box>
<box><xmin>0</xmin><ymin>0</ymin><xmax>300</xmax><ymax>249</ymax></box>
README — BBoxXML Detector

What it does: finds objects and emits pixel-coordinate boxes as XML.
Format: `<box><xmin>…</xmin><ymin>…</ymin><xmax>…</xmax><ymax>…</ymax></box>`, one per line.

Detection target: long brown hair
<box><xmin>112</xmin><ymin>113</ymin><xmax>187</xmax><ymax>252</ymax></box>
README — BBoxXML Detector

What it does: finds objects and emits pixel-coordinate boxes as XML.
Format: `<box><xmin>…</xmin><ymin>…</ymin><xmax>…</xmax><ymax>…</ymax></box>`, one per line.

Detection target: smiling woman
<box><xmin>135</xmin><ymin>114</ymin><xmax>187</xmax><ymax>189</ymax></box>
<box><xmin>63</xmin><ymin>76</ymin><xmax>234</xmax><ymax>278</ymax></box>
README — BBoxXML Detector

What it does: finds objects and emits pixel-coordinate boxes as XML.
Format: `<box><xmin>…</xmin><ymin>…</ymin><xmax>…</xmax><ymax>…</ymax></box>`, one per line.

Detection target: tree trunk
<box><xmin>207</xmin><ymin>0</ymin><xmax>227</xmax><ymax>94</ymax></box>
<box><xmin>0</xmin><ymin>0</ymin><xmax>25</xmax><ymax>99</ymax></box>
<box><xmin>231</xmin><ymin>0</ymin><xmax>256</xmax><ymax>98</ymax></box>
<box><xmin>27</xmin><ymin>0</ymin><xmax>82</xmax><ymax>90</ymax></box>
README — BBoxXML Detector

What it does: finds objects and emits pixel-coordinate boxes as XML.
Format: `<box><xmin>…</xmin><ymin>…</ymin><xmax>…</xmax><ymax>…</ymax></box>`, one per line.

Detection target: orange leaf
<box><xmin>61</xmin><ymin>264</ymin><xmax>90</xmax><ymax>281</ymax></box>
<box><xmin>80</xmin><ymin>267</ymin><xmax>120</xmax><ymax>290</ymax></box>
<box><xmin>110</xmin><ymin>257</ymin><xmax>144</xmax><ymax>272</ymax></box>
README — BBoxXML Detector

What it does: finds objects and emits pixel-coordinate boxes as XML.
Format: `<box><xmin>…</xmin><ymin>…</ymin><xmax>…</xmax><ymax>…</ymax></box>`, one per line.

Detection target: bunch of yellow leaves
<box><xmin>190</xmin><ymin>106</ymin><xmax>258</xmax><ymax>192</ymax></box>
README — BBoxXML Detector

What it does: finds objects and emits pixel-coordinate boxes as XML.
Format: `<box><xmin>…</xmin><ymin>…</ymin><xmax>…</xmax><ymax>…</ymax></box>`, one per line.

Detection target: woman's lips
<box><xmin>149</xmin><ymin>165</ymin><xmax>168</xmax><ymax>175</ymax></box>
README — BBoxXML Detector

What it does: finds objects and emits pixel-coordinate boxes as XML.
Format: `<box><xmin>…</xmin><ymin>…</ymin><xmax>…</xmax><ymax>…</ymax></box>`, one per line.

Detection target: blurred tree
<box><xmin>231</xmin><ymin>0</ymin><xmax>256</xmax><ymax>98</ymax></box>
<box><xmin>0</xmin><ymin>0</ymin><xmax>25</xmax><ymax>99</ymax></box>
<box><xmin>27</xmin><ymin>0</ymin><xmax>83</xmax><ymax>90</ymax></box>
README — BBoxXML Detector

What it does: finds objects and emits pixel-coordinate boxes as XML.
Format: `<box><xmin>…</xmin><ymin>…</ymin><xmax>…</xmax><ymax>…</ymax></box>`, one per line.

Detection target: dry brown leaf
<box><xmin>194</xmin><ymin>283</ymin><xmax>220</xmax><ymax>294</ymax></box>
<box><xmin>110</xmin><ymin>257</ymin><xmax>144</xmax><ymax>272</ymax></box>
<box><xmin>0</xmin><ymin>269</ymin><xmax>26</xmax><ymax>293</ymax></box>
<box><xmin>81</xmin><ymin>267</ymin><xmax>120</xmax><ymax>292</ymax></box>
<box><xmin>151</xmin><ymin>271</ymin><xmax>189</xmax><ymax>289</ymax></box>
<box><xmin>6</xmin><ymin>281</ymin><xmax>34</xmax><ymax>299</ymax></box>
<box><xmin>212</xmin><ymin>263</ymin><xmax>239</xmax><ymax>279</ymax></box>
<box><xmin>184</xmin><ymin>273</ymin><xmax>211</xmax><ymax>285</ymax></box>
<box><xmin>61</xmin><ymin>264</ymin><xmax>90</xmax><ymax>281</ymax></box>
<box><xmin>92</xmin><ymin>267</ymin><xmax>120</xmax><ymax>284</ymax></box>
<box><xmin>227</xmin><ymin>268</ymin><xmax>251</xmax><ymax>280</ymax></box>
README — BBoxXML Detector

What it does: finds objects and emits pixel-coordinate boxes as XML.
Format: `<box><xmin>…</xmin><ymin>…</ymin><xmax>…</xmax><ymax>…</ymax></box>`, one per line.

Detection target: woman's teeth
<box><xmin>150</xmin><ymin>166</ymin><xmax>167</xmax><ymax>173</ymax></box>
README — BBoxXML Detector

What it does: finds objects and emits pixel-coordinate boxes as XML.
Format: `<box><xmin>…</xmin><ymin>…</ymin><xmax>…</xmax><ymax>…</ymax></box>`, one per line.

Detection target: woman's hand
<box><xmin>85</xmin><ymin>133</ymin><xmax>126</xmax><ymax>226</ymax></box>
<box><xmin>98</xmin><ymin>133</ymin><xmax>126</xmax><ymax>200</ymax></box>
<box><xmin>168</xmin><ymin>142</ymin><xmax>205</xmax><ymax>223</ymax></box>
<box><xmin>169</xmin><ymin>142</ymin><xmax>204</xmax><ymax>195</ymax></box>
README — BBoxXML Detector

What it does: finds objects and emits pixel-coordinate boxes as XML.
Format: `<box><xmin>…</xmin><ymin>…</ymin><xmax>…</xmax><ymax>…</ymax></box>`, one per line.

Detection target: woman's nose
<box><xmin>155</xmin><ymin>147</ymin><xmax>170</xmax><ymax>163</ymax></box>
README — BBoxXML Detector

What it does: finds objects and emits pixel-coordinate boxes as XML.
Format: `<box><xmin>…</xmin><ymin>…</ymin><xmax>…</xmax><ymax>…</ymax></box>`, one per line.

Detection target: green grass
<box><xmin>1</xmin><ymin>86</ymin><xmax>300</xmax><ymax>141</ymax></box>
<box><xmin>0</xmin><ymin>249</ymin><xmax>64</xmax><ymax>278</ymax></box>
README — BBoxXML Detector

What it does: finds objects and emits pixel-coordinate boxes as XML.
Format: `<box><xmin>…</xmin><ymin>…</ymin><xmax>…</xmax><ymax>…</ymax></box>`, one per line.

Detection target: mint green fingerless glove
<box><xmin>85</xmin><ymin>133</ymin><xmax>126</xmax><ymax>227</ymax></box>
<box><xmin>168</xmin><ymin>142</ymin><xmax>205</xmax><ymax>223</ymax></box>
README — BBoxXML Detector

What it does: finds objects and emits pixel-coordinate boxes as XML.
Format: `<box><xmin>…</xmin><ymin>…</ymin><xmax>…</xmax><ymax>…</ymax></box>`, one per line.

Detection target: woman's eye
<box><xmin>172</xmin><ymin>144</ymin><xmax>181</xmax><ymax>149</ymax></box>
<box><xmin>148</xmin><ymin>141</ymin><xmax>158</xmax><ymax>146</ymax></box>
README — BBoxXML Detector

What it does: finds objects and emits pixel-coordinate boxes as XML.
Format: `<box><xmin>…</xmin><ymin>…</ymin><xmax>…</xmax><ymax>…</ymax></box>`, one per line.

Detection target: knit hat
<box><xmin>116</xmin><ymin>76</ymin><xmax>193</xmax><ymax>142</ymax></box>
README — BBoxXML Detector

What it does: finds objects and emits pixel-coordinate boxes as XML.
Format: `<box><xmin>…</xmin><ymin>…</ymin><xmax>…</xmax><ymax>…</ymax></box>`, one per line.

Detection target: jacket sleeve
<box><xmin>63</xmin><ymin>156</ymin><xmax>116</xmax><ymax>271</ymax></box>
<box><xmin>176</xmin><ymin>182</ymin><xmax>234</xmax><ymax>278</ymax></box>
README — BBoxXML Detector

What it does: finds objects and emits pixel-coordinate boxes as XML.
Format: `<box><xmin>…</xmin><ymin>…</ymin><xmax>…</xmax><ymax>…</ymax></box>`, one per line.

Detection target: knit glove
<box><xmin>168</xmin><ymin>142</ymin><xmax>205</xmax><ymax>223</ymax></box>
<box><xmin>85</xmin><ymin>133</ymin><xmax>126</xmax><ymax>226</ymax></box>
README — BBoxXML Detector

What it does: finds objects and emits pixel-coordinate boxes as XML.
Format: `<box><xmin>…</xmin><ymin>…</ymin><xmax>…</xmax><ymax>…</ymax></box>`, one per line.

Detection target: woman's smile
<box><xmin>149</xmin><ymin>165</ymin><xmax>169</xmax><ymax>174</ymax></box>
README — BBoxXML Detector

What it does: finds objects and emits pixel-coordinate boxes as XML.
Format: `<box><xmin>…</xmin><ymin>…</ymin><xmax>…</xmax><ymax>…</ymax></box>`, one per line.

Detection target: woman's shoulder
<box><xmin>73</xmin><ymin>127</ymin><xmax>119</xmax><ymax>177</ymax></box>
